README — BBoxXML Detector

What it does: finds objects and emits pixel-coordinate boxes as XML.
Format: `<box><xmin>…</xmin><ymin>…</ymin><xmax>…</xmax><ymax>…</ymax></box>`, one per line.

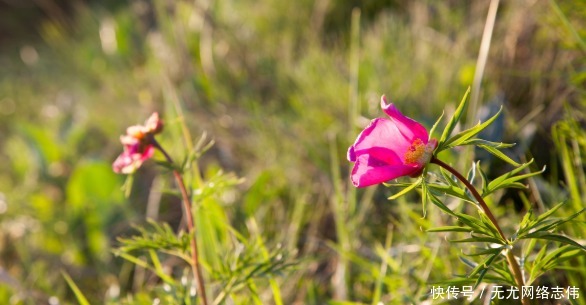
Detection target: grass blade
<box><xmin>61</xmin><ymin>271</ymin><xmax>91</xmax><ymax>305</ymax></box>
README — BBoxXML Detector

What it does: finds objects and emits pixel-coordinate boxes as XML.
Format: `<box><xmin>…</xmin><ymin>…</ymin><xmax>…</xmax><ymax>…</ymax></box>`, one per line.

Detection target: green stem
<box><xmin>430</xmin><ymin>156</ymin><xmax>529</xmax><ymax>305</ymax></box>
<box><xmin>153</xmin><ymin>140</ymin><xmax>209</xmax><ymax>305</ymax></box>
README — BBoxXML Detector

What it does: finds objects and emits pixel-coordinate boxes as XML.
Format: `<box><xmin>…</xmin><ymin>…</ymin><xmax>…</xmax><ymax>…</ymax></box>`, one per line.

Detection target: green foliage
<box><xmin>386</xmin><ymin>84</ymin><xmax>586</xmax><ymax>302</ymax></box>
<box><xmin>211</xmin><ymin>237</ymin><xmax>296</xmax><ymax>305</ymax></box>
<box><xmin>115</xmin><ymin>220</ymin><xmax>191</xmax><ymax>261</ymax></box>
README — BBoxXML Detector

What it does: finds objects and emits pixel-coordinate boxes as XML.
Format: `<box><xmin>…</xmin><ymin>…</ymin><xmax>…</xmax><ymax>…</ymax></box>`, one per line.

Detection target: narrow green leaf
<box><xmin>427</xmin><ymin>226</ymin><xmax>472</xmax><ymax>233</ymax></box>
<box><xmin>468</xmin><ymin>248</ymin><xmax>504</xmax><ymax>277</ymax></box>
<box><xmin>116</xmin><ymin>252</ymin><xmax>149</xmax><ymax>268</ymax></box>
<box><xmin>473</xmin><ymin>269</ymin><xmax>490</xmax><ymax>289</ymax></box>
<box><xmin>428</xmin><ymin>111</ymin><xmax>445</xmax><ymax>141</ymax></box>
<box><xmin>488</xmin><ymin>261</ymin><xmax>516</xmax><ymax>286</ymax></box>
<box><xmin>439</xmin><ymin>167</ymin><xmax>459</xmax><ymax>187</ymax></box>
<box><xmin>459</xmin><ymin>256</ymin><xmax>477</xmax><ymax>268</ymax></box>
<box><xmin>439</xmin><ymin>87</ymin><xmax>470</xmax><ymax>146</ymax></box>
<box><xmin>459</xmin><ymin>139</ymin><xmax>516</xmax><ymax>148</ymax></box>
<box><xmin>428</xmin><ymin>192</ymin><xmax>457</xmax><ymax>217</ymax></box>
<box><xmin>535</xmin><ymin>242</ymin><xmax>550</xmax><ymax>264</ymax></box>
<box><xmin>478</xmin><ymin>211</ymin><xmax>502</xmax><ymax>240</ymax></box>
<box><xmin>387</xmin><ymin>178</ymin><xmax>422</xmax><ymax>200</ymax></box>
<box><xmin>529</xmin><ymin>245</ymin><xmax>584</xmax><ymax>284</ymax></box>
<box><xmin>529</xmin><ymin>244</ymin><xmax>549</xmax><ymax>283</ymax></box>
<box><xmin>421</xmin><ymin>180</ymin><xmax>428</xmax><ymax>217</ymax></box>
<box><xmin>507</xmin><ymin>182</ymin><xmax>529</xmax><ymax>189</ymax></box>
<box><xmin>476</xmin><ymin>161</ymin><xmax>489</xmax><ymax>194</ymax></box>
<box><xmin>149</xmin><ymin>250</ymin><xmax>176</xmax><ymax>285</ymax></box>
<box><xmin>485</xmin><ymin>161</ymin><xmax>544</xmax><ymax>196</ymax></box>
<box><xmin>463</xmin><ymin>247</ymin><xmax>503</xmax><ymax>257</ymax></box>
<box><xmin>523</xmin><ymin>236</ymin><xmax>538</xmax><ymax>260</ymax></box>
<box><xmin>532</xmin><ymin>202</ymin><xmax>567</xmax><ymax>226</ymax></box>
<box><xmin>61</xmin><ymin>271</ymin><xmax>91</xmax><ymax>305</ymax></box>
<box><xmin>487</xmin><ymin>159</ymin><xmax>533</xmax><ymax>188</ymax></box>
<box><xmin>516</xmin><ymin>202</ymin><xmax>566</xmax><ymax>237</ymax></box>
<box><xmin>427</xmin><ymin>183</ymin><xmax>474</xmax><ymax>203</ymax></box>
<box><xmin>466</xmin><ymin>161</ymin><xmax>476</xmax><ymax>186</ymax></box>
<box><xmin>539</xmin><ymin>245</ymin><xmax>580</xmax><ymax>270</ymax></box>
<box><xmin>518</xmin><ymin>209</ymin><xmax>534</xmax><ymax>236</ymax></box>
<box><xmin>477</xmin><ymin>144</ymin><xmax>520</xmax><ymax>166</ymax></box>
<box><xmin>455</xmin><ymin>213</ymin><xmax>496</xmax><ymax>237</ymax></box>
<box><xmin>116</xmin><ymin>253</ymin><xmax>175</xmax><ymax>284</ymax></box>
<box><xmin>520</xmin><ymin>232</ymin><xmax>586</xmax><ymax>251</ymax></box>
<box><xmin>451</xmin><ymin>236</ymin><xmax>506</xmax><ymax>245</ymax></box>
<box><xmin>441</xmin><ymin>106</ymin><xmax>503</xmax><ymax>150</ymax></box>
<box><xmin>536</xmin><ymin>208</ymin><xmax>586</xmax><ymax>233</ymax></box>
<box><xmin>519</xmin><ymin>208</ymin><xmax>586</xmax><ymax>238</ymax></box>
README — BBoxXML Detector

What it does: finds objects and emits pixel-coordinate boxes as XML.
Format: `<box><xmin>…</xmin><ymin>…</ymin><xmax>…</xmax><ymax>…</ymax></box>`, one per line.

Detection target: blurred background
<box><xmin>0</xmin><ymin>0</ymin><xmax>584</xmax><ymax>304</ymax></box>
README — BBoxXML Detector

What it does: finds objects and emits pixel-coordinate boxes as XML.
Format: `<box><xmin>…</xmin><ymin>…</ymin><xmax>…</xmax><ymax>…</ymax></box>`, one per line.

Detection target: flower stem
<box><xmin>430</xmin><ymin>156</ymin><xmax>529</xmax><ymax>305</ymax></box>
<box><xmin>153</xmin><ymin>140</ymin><xmax>209</xmax><ymax>305</ymax></box>
<box><xmin>430</xmin><ymin>157</ymin><xmax>505</xmax><ymax>239</ymax></box>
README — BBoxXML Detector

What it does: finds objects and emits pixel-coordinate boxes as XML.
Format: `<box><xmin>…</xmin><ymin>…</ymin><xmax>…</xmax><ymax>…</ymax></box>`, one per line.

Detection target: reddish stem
<box><xmin>430</xmin><ymin>156</ymin><xmax>529</xmax><ymax>305</ymax></box>
<box><xmin>153</xmin><ymin>140</ymin><xmax>209</xmax><ymax>305</ymax></box>
<box><xmin>430</xmin><ymin>156</ymin><xmax>505</xmax><ymax>240</ymax></box>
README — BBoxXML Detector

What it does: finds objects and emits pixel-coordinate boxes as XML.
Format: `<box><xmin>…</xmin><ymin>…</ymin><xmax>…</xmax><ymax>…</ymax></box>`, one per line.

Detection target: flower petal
<box><xmin>145</xmin><ymin>112</ymin><xmax>163</xmax><ymax>134</ymax></box>
<box><xmin>113</xmin><ymin>150</ymin><xmax>136</xmax><ymax>174</ymax></box>
<box><xmin>380</xmin><ymin>96</ymin><xmax>429</xmax><ymax>142</ymax></box>
<box><xmin>348</xmin><ymin>118</ymin><xmax>412</xmax><ymax>164</ymax></box>
<box><xmin>112</xmin><ymin>144</ymin><xmax>155</xmax><ymax>174</ymax></box>
<box><xmin>350</xmin><ymin>154</ymin><xmax>419</xmax><ymax>187</ymax></box>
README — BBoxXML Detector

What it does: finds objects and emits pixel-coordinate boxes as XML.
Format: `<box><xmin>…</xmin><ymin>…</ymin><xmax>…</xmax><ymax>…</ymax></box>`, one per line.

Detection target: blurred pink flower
<box><xmin>113</xmin><ymin>112</ymin><xmax>163</xmax><ymax>174</ymax></box>
<box><xmin>347</xmin><ymin>96</ymin><xmax>436</xmax><ymax>187</ymax></box>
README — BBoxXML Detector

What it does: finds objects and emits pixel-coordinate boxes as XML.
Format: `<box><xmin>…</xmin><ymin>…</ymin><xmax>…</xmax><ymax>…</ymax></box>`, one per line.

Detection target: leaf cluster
<box><xmin>431</xmin><ymin>87</ymin><xmax>519</xmax><ymax>166</ymax></box>
<box><xmin>211</xmin><ymin>237</ymin><xmax>298</xmax><ymax>305</ymax></box>
<box><xmin>115</xmin><ymin>220</ymin><xmax>192</xmax><ymax>263</ymax></box>
<box><xmin>516</xmin><ymin>202</ymin><xmax>586</xmax><ymax>284</ymax></box>
<box><xmin>387</xmin><ymin>88</ymin><xmax>586</xmax><ymax>292</ymax></box>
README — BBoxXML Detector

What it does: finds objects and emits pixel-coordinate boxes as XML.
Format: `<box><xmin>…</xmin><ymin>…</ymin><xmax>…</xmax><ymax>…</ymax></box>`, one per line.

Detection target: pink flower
<box><xmin>113</xmin><ymin>112</ymin><xmax>163</xmax><ymax>174</ymax></box>
<box><xmin>347</xmin><ymin>96</ymin><xmax>436</xmax><ymax>187</ymax></box>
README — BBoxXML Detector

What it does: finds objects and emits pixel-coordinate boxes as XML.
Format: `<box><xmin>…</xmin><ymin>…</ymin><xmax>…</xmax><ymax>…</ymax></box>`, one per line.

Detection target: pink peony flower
<box><xmin>347</xmin><ymin>96</ymin><xmax>436</xmax><ymax>187</ymax></box>
<box><xmin>113</xmin><ymin>112</ymin><xmax>163</xmax><ymax>174</ymax></box>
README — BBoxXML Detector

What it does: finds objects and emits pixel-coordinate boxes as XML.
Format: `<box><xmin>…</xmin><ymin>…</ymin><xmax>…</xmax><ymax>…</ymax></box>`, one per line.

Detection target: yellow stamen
<box><xmin>404</xmin><ymin>138</ymin><xmax>433</xmax><ymax>165</ymax></box>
